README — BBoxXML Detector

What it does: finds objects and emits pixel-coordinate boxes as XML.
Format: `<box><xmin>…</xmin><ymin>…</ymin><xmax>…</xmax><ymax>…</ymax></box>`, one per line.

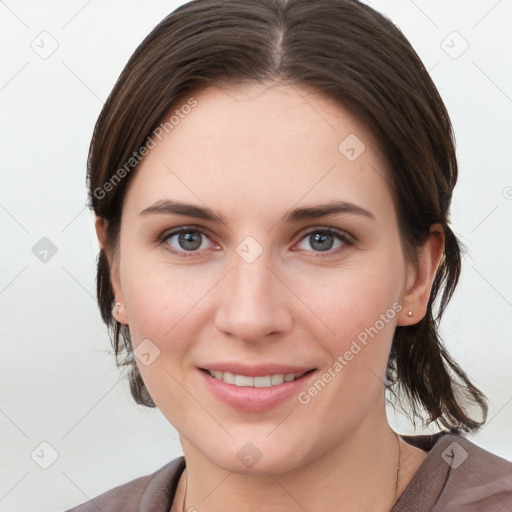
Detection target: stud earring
<box><xmin>407</xmin><ymin>311</ymin><xmax>413</xmax><ymax>317</ymax></box>
<box><xmin>112</xmin><ymin>300</ymin><xmax>123</xmax><ymax>317</ymax></box>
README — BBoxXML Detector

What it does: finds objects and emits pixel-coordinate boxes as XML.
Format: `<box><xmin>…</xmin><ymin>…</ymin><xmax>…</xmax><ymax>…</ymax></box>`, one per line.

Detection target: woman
<box><xmin>66</xmin><ymin>0</ymin><xmax>512</xmax><ymax>510</ymax></box>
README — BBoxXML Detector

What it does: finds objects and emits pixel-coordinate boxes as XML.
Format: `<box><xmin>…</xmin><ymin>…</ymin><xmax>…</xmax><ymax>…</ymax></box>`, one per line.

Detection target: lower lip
<box><xmin>199</xmin><ymin>369</ymin><xmax>316</xmax><ymax>412</ymax></box>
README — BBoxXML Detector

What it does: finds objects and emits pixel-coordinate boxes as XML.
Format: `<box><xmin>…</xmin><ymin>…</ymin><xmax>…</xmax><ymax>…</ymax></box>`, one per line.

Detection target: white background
<box><xmin>0</xmin><ymin>1</ymin><xmax>511</xmax><ymax>510</ymax></box>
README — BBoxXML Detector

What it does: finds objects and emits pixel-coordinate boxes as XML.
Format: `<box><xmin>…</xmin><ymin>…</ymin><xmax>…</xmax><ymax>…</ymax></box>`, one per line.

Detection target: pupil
<box><xmin>311</xmin><ymin>232</ymin><xmax>333</xmax><ymax>251</ymax></box>
<box><xmin>179</xmin><ymin>231</ymin><xmax>201</xmax><ymax>250</ymax></box>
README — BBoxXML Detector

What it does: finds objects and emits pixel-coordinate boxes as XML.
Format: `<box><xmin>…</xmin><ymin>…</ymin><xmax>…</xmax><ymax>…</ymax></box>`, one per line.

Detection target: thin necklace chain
<box><xmin>394</xmin><ymin>431</ymin><xmax>402</xmax><ymax>506</ymax></box>
<box><xmin>180</xmin><ymin>433</ymin><xmax>402</xmax><ymax>512</ymax></box>
<box><xmin>180</xmin><ymin>471</ymin><xmax>187</xmax><ymax>512</ymax></box>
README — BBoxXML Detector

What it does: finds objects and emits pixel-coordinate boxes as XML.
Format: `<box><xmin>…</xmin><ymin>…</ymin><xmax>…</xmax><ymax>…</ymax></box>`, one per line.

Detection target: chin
<box><xmin>201</xmin><ymin>436</ymin><xmax>313</xmax><ymax>476</ymax></box>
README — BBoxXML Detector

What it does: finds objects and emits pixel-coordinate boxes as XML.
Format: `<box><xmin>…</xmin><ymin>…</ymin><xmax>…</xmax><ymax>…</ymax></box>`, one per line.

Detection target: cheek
<box><xmin>120</xmin><ymin>257</ymin><xmax>205</xmax><ymax>417</ymax></box>
<box><xmin>300</xmin><ymin>259</ymin><xmax>403</xmax><ymax>342</ymax></box>
<box><xmin>119</xmin><ymin>248</ymin><xmax>225</xmax><ymax>371</ymax></box>
<box><xmin>297</xmin><ymin>252</ymin><xmax>404</xmax><ymax>398</ymax></box>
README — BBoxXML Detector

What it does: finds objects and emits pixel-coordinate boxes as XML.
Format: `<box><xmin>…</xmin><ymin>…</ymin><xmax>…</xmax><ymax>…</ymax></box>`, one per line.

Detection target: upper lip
<box><xmin>199</xmin><ymin>363</ymin><xmax>315</xmax><ymax>377</ymax></box>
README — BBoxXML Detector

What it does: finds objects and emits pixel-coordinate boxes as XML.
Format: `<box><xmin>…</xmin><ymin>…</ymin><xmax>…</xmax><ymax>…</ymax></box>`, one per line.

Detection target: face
<box><xmin>105</xmin><ymin>82</ymin><xmax>424</xmax><ymax>474</ymax></box>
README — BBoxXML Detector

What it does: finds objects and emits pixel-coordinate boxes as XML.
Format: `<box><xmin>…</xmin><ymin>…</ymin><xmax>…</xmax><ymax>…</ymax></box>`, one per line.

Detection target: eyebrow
<box><xmin>139</xmin><ymin>199</ymin><xmax>375</xmax><ymax>223</ymax></box>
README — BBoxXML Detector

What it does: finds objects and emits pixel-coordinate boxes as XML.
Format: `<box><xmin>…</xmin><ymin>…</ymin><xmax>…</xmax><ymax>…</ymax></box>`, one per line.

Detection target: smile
<box><xmin>205</xmin><ymin>369</ymin><xmax>309</xmax><ymax>387</ymax></box>
<box><xmin>199</xmin><ymin>366</ymin><xmax>317</xmax><ymax>412</ymax></box>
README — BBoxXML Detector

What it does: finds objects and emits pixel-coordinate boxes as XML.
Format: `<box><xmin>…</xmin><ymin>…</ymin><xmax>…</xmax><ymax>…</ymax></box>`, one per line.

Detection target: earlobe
<box><xmin>109</xmin><ymin>257</ymin><xmax>129</xmax><ymax>325</ymax></box>
<box><xmin>111</xmin><ymin>299</ymin><xmax>128</xmax><ymax>324</ymax></box>
<box><xmin>95</xmin><ymin>215</ymin><xmax>129</xmax><ymax>325</ymax></box>
<box><xmin>398</xmin><ymin>224</ymin><xmax>445</xmax><ymax>326</ymax></box>
<box><xmin>109</xmin><ymin>266</ymin><xmax>129</xmax><ymax>325</ymax></box>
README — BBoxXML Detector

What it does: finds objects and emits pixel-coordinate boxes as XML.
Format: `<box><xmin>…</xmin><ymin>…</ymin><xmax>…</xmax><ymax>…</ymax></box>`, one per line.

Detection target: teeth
<box><xmin>255</xmin><ymin>376</ymin><xmax>272</xmax><ymax>387</ymax></box>
<box><xmin>271</xmin><ymin>374</ymin><xmax>284</xmax><ymax>385</ymax></box>
<box><xmin>235</xmin><ymin>374</ymin><xmax>253</xmax><ymax>386</ymax></box>
<box><xmin>223</xmin><ymin>371</ymin><xmax>235</xmax><ymax>385</ymax></box>
<box><xmin>207</xmin><ymin>370</ymin><xmax>306</xmax><ymax>387</ymax></box>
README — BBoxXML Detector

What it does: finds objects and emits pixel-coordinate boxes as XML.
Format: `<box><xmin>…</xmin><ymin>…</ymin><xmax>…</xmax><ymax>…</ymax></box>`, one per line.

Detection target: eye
<box><xmin>158</xmin><ymin>226</ymin><xmax>355</xmax><ymax>258</ymax></box>
<box><xmin>159</xmin><ymin>227</ymin><xmax>215</xmax><ymax>258</ymax></box>
<box><xmin>295</xmin><ymin>228</ymin><xmax>354</xmax><ymax>255</ymax></box>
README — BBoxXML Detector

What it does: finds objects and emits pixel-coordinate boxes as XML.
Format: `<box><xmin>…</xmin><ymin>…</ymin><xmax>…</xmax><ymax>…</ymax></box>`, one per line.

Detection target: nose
<box><xmin>213</xmin><ymin>249</ymin><xmax>293</xmax><ymax>344</ymax></box>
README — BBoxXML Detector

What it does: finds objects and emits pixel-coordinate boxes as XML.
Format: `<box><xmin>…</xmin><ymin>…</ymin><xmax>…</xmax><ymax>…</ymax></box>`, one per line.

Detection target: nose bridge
<box><xmin>214</xmin><ymin>243</ymin><xmax>292</xmax><ymax>341</ymax></box>
<box><xmin>232</xmin><ymin>248</ymin><xmax>272</xmax><ymax>302</ymax></box>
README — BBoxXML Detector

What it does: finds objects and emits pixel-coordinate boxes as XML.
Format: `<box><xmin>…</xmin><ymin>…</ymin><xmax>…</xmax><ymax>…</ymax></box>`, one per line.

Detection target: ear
<box><xmin>397</xmin><ymin>223</ymin><xmax>445</xmax><ymax>326</ymax></box>
<box><xmin>94</xmin><ymin>215</ymin><xmax>129</xmax><ymax>325</ymax></box>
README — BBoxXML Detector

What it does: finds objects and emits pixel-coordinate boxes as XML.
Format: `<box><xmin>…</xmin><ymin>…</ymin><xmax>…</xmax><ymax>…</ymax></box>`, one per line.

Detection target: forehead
<box><xmin>163</xmin><ymin>81</ymin><xmax>377</xmax><ymax>160</ymax></box>
<box><xmin>123</xmin><ymin>82</ymin><xmax>394</xmax><ymax>225</ymax></box>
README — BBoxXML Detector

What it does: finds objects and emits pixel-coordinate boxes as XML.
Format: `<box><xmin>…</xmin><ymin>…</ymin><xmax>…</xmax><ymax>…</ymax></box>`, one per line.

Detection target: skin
<box><xmin>96</xmin><ymin>81</ymin><xmax>444</xmax><ymax>512</ymax></box>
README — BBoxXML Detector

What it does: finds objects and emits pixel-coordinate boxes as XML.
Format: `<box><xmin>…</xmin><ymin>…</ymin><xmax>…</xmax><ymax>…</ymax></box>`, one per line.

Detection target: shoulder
<box><xmin>63</xmin><ymin>456</ymin><xmax>186</xmax><ymax>512</ymax></box>
<box><xmin>441</xmin><ymin>434</ymin><xmax>512</xmax><ymax>510</ymax></box>
<box><xmin>394</xmin><ymin>432</ymin><xmax>512</xmax><ymax>511</ymax></box>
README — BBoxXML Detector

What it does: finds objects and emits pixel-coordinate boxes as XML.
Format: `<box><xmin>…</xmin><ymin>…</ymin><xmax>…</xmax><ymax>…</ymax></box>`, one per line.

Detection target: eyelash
<box><xmin>157</xmin><ymin>226</ymin><xmax>355</xmax><ymax>259</ymax></box>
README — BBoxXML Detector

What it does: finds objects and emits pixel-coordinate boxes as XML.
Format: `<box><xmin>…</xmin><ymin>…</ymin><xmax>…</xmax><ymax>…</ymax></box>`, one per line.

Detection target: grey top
<box><xmin>64</xmin><ymin>431</ymin><xmax>512</xmax><ymax>511</ymax></box>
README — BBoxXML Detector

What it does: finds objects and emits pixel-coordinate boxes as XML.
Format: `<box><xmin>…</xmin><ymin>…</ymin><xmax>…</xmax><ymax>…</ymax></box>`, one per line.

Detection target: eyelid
<box><xmin>157</xmin><ymin>225</ymin><xmax>215</xmax><ymax>244</ymax></box>
<box><xmin>295</xmin><ymin>225</ymin><xmax>355</xmax><ymax>244</ymax></box>
<box><xmin>291</xmin><ymin>226</ymin><xmax>356</xmax><ymax>257</ymax></box>
<box><xmin>157</xmin><ymin>225</ymin><xmax>218</xmax><ymax>258</ymax></box>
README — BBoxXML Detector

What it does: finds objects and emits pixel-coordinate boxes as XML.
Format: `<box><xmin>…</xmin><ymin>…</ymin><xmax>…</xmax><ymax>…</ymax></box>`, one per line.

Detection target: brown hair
<box><xmin>88</xmin><ymin>0</ymin><xmax>488</xmax><ymax>432</ymax></box>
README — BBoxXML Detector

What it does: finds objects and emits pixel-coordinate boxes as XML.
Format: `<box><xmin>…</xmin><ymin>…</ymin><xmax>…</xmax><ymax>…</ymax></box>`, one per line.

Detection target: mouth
<box><xmin>197</xmin><ymin>363</ymin><xmax>318</xmax><ymax>412</ymax></box>
<box><xmin>200</xmin><ymin>368</ymin><xmax>315</xmax><ymax>388</ymax></box>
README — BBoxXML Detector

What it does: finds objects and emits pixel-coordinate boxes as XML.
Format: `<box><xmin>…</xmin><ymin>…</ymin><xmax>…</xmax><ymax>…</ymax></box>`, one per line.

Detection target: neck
<box><xmin>174</xmin><ymin>406</ymin><xmax>404</xmax><ymax>512</ymax></box>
